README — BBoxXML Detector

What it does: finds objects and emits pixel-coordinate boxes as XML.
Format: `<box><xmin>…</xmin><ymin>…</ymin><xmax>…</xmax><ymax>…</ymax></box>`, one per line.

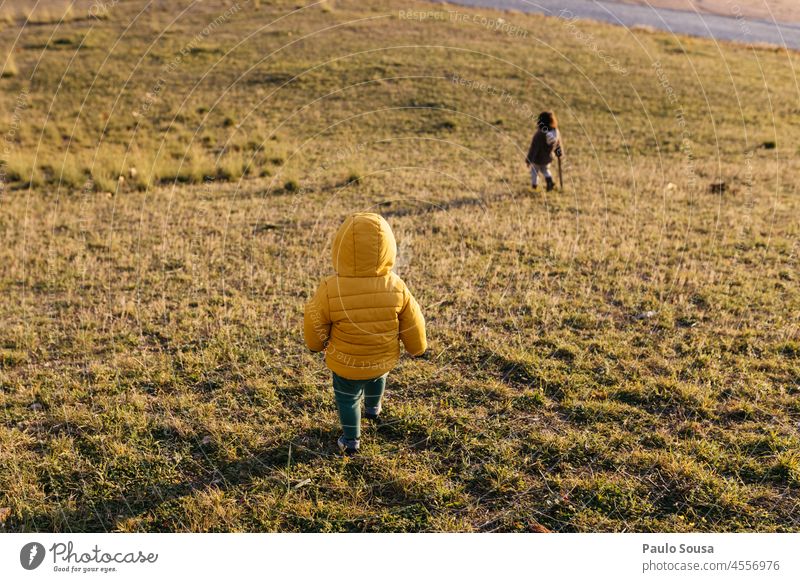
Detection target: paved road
<box><xmin>435</xmin><ymin>0</ymin><xmax>800</xmax><ymax>49</ymax></box>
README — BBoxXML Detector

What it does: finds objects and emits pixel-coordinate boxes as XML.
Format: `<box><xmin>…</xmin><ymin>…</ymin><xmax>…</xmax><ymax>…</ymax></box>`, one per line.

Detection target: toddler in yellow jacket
<box><xmin>304</xmin><ymin>213</ymin><xmax>427</xmax><ymax>455</ymax></box>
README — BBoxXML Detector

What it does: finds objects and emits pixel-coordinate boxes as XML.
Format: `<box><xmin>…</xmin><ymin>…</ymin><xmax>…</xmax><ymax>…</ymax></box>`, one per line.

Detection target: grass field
<box><xmin>1</xmin><ymin>0</ymin><xmax>799</xmax><ymax>532</ymax></box>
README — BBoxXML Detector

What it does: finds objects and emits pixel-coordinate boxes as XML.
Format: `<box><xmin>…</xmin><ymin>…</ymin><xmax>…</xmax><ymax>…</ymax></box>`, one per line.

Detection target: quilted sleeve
<box><xmin>303</xmin><ymin>279</ymin><xmax>331</xmax><ymax>353</ymax></box>
<box><xmin>399</xmin><ymin>285</ymin><xmax>427</xmax><ymax>356</ymax></box>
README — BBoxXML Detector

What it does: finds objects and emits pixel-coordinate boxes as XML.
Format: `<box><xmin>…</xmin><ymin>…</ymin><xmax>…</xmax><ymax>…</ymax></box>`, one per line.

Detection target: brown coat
<box><xmin>526</xmin><ymin>129</ymin><xmax>562</xmax><ymax>166</ymax></box>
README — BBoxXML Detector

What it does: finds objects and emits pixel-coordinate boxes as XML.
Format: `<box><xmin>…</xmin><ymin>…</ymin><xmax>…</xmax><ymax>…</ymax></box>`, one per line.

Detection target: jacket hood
<box><xmin>332</xmin><ymin>213</ymin><xmax>396</xmax><ymax>277</ymax></box>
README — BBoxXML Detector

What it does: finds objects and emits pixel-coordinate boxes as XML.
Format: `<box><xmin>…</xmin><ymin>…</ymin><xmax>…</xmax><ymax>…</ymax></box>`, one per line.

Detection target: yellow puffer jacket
<box><xmin>303</xmin><ymin>213</ymin><xmax>427</xmax><ymax>380</ymax></box>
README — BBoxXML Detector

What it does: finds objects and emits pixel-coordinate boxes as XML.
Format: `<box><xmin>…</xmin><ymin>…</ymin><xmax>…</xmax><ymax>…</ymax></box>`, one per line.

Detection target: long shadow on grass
<box><xmin>379</xmin><ymin>188</ymin><xmax>531</xmax><ymax>218</ymax></box>
<box><xmin>16</xmin><ymin>426</ymin><xmax>341</xmax><ymax>532</ymax></box>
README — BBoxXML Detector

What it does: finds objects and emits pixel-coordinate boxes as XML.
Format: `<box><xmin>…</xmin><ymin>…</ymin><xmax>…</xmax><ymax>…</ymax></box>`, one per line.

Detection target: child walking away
<box><xmin>303</xmin><ymin>213</ymin><xmax>427</xmax><ymax>456</ymax></box>
<box><xmin>526</xmin><ymin>111</ymin><xmax>563</xmax><ymax>192</ymax></box>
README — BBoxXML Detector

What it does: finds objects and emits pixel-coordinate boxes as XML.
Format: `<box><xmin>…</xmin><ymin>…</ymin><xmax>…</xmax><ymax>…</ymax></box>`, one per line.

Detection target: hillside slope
<box><xmin>0</xmin><ymin>0</ymin><xmax>798</xmax><ymax>532</ymax></box>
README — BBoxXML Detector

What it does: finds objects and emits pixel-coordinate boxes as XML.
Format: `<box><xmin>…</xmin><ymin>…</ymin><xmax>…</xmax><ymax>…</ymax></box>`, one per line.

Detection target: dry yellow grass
<box><xmin>0</xmin><ymin>0</ymin><xmax>798</xmax><ymax>532</ymax></box>
<box><xmin>1</xmin><ymin>54</ymin><xmax>17</xmax><ymax>78</ymax></box>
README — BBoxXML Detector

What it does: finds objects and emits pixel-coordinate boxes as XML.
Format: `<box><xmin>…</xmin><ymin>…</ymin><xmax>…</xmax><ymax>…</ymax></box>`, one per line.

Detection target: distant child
<box><xmin>526</xmin><ymin>111</ymin><xmax>563</xmax><ymax>192</ymax></box>
<box><xmin>303</xmin><ymin>213</ymin><xmax>427</xmax><ymax>455</ymax></box>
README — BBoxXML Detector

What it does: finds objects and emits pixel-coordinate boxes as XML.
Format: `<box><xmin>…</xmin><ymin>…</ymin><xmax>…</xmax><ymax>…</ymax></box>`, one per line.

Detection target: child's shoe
<box><xmin>531</xmin><ymin>184</ymin><xmax>538</xmax><ymax>192</ymax></box>
<box><xmin>364</xmin><ymin>403</ymin><xmax>382</xmax><ymax>421</ymax></box>
<box><xmin>337</xmin><ymin>435</ymin><xmax>360</xmax><ymax>456</ymax></box>
<box><xmin>546</xmin><ymin>177</ymin><xmax>555</xmax><ymax>192</ymax></box>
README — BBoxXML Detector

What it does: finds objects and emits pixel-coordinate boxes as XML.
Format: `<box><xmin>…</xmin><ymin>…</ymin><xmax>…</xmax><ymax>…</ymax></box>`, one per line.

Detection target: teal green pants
<box><xmin>332</xmin><ymin>372</ymin><xmax>387</xmax><ymax>440</ymax></box>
